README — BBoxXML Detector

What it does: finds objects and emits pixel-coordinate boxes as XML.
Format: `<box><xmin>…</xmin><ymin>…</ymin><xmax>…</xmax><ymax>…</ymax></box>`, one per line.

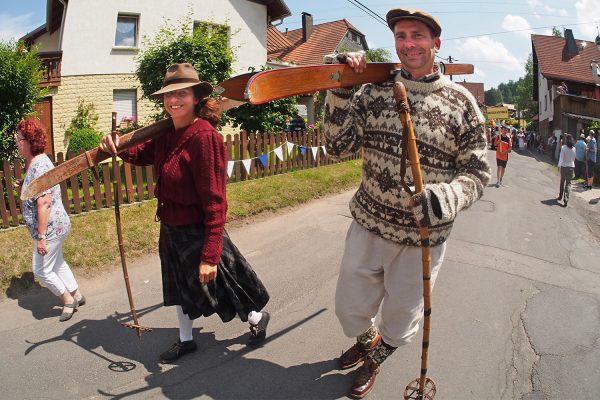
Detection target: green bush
<box><xmin>0</xmin><ymin>41</ymin><xmax>45</xmax><ymax>161</ymax></box>
<box><xmin>66</xmin><ymin>127</ymin><xmax>102</xmax><ymax>188</ymax></box>
<box><xmin>66</xmin><ymin>127</ymin><xmax>102</xmax><ymax>156</ymax></box>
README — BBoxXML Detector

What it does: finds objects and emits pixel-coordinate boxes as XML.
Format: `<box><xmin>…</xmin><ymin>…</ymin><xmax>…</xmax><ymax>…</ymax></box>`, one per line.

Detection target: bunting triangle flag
<box><xmin>321</xmin><ymin>146</ymin><xmax>327</xmax><ymax>156</ymax></box>
<box><xmin>286</xmin><ymin>142</ymin><xmax>295</xmax><ymax>155</ymax></box>
<box><xmin>258</xmin><ymin>154</ymin><xmax>268</xmax><ymax>167</ymax></box>
<box><xmin>242</xmin><ymin>159</ymin><xmax>252</xmax><ymax>174</ymax></box>
<box><xmin>227</xmin><ymin>161</ymin><xmax>235</xmax><ymax>178</ymax></box>
<box><xmin>274</xmin><ymin>146</ymin><xmax>284</xmax><ymax>161</ymax></box>
<box><xmin>311</xmin><ymin>146</ymin><xmax>318</xmax><ymax>159</ymax></box>
<box><xmin>299</xmin><ymin>146</ymin><xmax>305</xmax><ymax>156</ymax></box>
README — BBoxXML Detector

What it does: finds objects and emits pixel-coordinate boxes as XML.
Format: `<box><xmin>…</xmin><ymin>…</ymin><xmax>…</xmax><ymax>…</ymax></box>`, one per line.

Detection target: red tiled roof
<box><xmin>267</xmin><ymin>25</ymin><xmax>293</xmax><ymax>53</ymax></box>
<box><xmin>268</xmin><ymin>19</ymin><xmax>366</xmax><ymax>65</ymax></box>
<box><xmin>532</xmin><ymin>34</ymin><xmax>600</xmax><ymax>85</ymax></box>
<box><xmin>457</xmin><ymin>81</ymin><xmax>485</xmax><ymax>104</ymax></box>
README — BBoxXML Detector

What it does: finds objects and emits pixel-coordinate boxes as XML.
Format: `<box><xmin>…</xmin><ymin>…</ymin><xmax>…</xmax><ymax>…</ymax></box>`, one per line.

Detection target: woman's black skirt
<box><xmin>159</xmin><ymin>223</ymin><xmax>270</xmax><ymax>322</ymax></box>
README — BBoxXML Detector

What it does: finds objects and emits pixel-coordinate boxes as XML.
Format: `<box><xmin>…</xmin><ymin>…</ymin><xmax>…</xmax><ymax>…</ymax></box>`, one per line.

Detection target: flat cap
<box><xmin>386</xmin><ymin>8</ymin><xmax>442</xmax><ymax>37</ymax></box>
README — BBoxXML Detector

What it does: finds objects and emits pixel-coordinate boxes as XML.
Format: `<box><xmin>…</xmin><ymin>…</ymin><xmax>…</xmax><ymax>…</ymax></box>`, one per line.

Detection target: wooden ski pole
<box><xmin>393</xmin><ymin>83</ymin><xmax>436</xmax><ymax>400</ymax></box>
<box><xmin>110</xmin><ymin>112</ymin><xmax>152</xmax><ymax>338</ymax></box>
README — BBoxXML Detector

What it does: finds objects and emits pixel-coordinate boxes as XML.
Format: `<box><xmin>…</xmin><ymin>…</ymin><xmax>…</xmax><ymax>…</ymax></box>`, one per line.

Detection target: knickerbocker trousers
<box><xmin>335</xmin><ymin>221</ymin><xmax>446</xmax><ymax>347</ymax></box>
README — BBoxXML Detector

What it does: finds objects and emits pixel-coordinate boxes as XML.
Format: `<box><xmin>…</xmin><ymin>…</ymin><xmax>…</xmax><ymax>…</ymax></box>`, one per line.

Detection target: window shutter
<box><xmin>113</xmin><ymin>90</ymin><xmax>137</xmax><ymax>125</ymax></box>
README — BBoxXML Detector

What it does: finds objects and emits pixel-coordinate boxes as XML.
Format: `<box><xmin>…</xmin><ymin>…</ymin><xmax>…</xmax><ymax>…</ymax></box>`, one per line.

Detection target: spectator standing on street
<box><xmin>586</xmin><ymin>130</ymin><xmax>597</xmax><ymax>189</ymax></box>
<box><xmin>550</xmin><ymin>135</ymin><xmax>558</xmax><ymax>160</ymax></box>
<box><xmin>495</xmin><ymin>125</ymin><xmax>512</xmax><ymax>187</ymax></box>
<box><xmin>557</xmin><ymin>134</ymin><xmax>576</xmax><ymax>206</ymax></box>
<box><xmin>518</xmin><ymin>129</ymin><xmax>525</xmax><ymax>151</ymax></box>
<box><xmin>574</xmin><ymin>133</ymin><xmax>587</xmax><ymax>180</ymax></box>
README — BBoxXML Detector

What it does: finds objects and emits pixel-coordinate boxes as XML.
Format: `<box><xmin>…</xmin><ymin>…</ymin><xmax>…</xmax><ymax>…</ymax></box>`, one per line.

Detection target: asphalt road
<box><xmin>1</xmin><ymin>148</ymin><xmax>599</xmax><ymax>399</ymax></box>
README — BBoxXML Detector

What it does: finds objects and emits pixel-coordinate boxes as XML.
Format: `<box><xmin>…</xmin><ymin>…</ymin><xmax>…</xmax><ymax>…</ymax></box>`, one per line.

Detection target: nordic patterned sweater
<box><xmin>323</xmin><ymin>71</ymin><xmax>491</xmax><ymax>247</ymax></box>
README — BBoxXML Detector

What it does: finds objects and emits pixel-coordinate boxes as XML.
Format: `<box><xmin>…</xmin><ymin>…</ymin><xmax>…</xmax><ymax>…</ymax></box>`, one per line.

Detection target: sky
<box><xmin>2</xmin><ymin>0</ymin><xmax>600</xmax><ymax>91</ymax></box>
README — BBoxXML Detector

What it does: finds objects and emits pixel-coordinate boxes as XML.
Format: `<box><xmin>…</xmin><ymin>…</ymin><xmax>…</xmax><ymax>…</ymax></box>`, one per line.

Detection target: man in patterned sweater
<box><xmin>323</xmin><ymin>8</ymin><xmax>490</xmax><ymax>398</ymax></box>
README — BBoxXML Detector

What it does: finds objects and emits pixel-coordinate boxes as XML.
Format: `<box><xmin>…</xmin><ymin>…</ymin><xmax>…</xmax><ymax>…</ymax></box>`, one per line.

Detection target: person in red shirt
<box><xmin>101</xmin><ymin>63</ymin><xmax>270</xmax><ymax>363</ymax></box>
<box><xmin>495</xmin><ymin>125</ymin><xmax>512</xmax><ymax>187</ymax></box>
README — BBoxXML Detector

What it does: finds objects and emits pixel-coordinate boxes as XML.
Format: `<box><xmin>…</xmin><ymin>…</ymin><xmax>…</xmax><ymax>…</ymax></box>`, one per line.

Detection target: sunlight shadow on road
<box><xmin>540</xmin><ymin>198</ymin><xmax>562</xmax><ymax>207</ymax></box>
<box><xmin>23</xmin><ymin>303</ymin><xmax>168</xmax><ymax>373</ymax></box>
<box><xmin>95</xmin><ymin>308</ymin><xmax>352</xmax><ymax>400</ymax></box>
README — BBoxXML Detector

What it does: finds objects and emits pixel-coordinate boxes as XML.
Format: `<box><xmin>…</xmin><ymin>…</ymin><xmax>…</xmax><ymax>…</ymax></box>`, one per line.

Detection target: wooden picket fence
<box><xmin>0</xmin><ymin>129</ymin><xmax>360</xmax><ymax>229</ymax></box>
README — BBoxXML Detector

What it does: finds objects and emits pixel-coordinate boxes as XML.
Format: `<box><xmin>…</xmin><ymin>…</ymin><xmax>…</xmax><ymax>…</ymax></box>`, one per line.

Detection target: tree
<box><xmin>0</xmin><ymin>40</ymin><xmax>45</xmax><ymax>161</ymax></box>
<box><xmin>365</xmin><ymin>48</ymin><xmax>393</xmax><ymax>62</ymax></box>
<box><xmin>136</xmin><ymin>13</ymin><xmax>297</xmax><ymax>133</ymax></box>
<box><xmin>516</xmin><ymin>54</ymin><xmax>538</xmax><ymax>120</ymax></box>
<box><xmin>136</xmin><ymin>14</ymin><xmax>233</xmax><ymax>113</ymax></box>
<box><xmin>224</xmin><ymin>66</ymin><xmax>298</xmax><ymax>134</ymax></box>
<box><xmin>552</xmin><ymin>27</ymin><xmax>563</xmax><ymax>38</ymax></box>
<box><xmin>485</xmin><ymin>88</ymin><xmax>503</xmax><ymax>105</ymax></box>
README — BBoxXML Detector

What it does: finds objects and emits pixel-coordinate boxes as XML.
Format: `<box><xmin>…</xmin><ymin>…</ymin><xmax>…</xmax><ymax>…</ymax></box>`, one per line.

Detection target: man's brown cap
<box><xmin>386</xmin><ymin>8</ymin><xmax>442</xmax><ymax>37</ymax></box>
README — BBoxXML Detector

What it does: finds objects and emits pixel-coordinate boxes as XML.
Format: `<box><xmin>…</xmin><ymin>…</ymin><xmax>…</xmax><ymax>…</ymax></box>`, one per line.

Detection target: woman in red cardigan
<box><xmin>101</xmin><ymin>63</ymin><xmax>270</xmax><ymax>363</ymax></box>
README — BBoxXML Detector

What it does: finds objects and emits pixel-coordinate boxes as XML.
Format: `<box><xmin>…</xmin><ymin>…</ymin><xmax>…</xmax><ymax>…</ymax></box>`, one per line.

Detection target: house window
<box><xmin>113</xmin><ymin>90</ymin><xmax>137</xmax><ymax>127</ymax></box>
<box><xmin>115</xmin><ymin>14</ymin><xmax>139</xmax><ymax>47</ymax></box>
<box><xmin>193</xmin><ymin>21</ymin><xmax>230</xmax><ymax>46</ymax></box>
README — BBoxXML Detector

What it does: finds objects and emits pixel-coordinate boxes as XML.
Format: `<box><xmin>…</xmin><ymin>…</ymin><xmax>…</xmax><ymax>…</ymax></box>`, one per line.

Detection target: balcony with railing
<box><xmin>39</xmin><ymin>51</ymin><xmax>62</xmax><ymax>87</ymax></box>
<box><xmin>553</xmin><ymin>92</ymin><xmax>600</xmax><ymax>132</ymax></box>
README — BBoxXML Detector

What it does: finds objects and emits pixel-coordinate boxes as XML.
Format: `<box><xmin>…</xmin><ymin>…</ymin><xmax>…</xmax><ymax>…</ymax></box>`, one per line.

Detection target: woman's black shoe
<box><xmin>159</xmin><ymin>339</ymin><xmax>197</xmax><ymax>363</ymax></box>
<box><xmin>247</xmin><ymin>311</ymin><xmax>270</xmax><ymax>347</ymax></box>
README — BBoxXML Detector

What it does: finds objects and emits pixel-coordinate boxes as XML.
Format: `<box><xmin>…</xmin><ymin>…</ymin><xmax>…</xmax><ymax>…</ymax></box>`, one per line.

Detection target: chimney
<box><xmin>302</xmin><ymin>12</ymin><xmax>313</xmax><ymax>42</ymax></box>
<box><xmin>564</xmin><ymin>29</ymin><xmax>578</xmax><ymax>56</ymax></box>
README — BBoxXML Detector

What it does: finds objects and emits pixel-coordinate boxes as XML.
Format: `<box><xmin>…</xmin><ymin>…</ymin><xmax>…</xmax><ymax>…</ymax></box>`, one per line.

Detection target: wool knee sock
<box><xmin>366</xmin><ymin>338</ymin><xmax>397</xmax><ymax>366</ymax></box>
<box><xmin>248</xmin><ymin>311</ymin><xmax>263</xmax><ymax>326</ymax></box>
<box><xmin>175</xmin><ymin>305</ymin><xmax>193</xmax><ymax>342</ymax></box>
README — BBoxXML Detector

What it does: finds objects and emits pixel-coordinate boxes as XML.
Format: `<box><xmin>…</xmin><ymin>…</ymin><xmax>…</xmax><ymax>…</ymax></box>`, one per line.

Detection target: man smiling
<box><xmin>323</xmin><ymin>8</ymin><xmax>490</xmax><ymax>398</ymax></box>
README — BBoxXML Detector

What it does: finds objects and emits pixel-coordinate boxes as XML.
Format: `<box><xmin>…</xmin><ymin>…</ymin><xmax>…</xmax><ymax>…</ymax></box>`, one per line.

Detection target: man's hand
<box><xmin>344</xmin><ymin>51</ymin><xmax>367</xmax><ymax>73</ymax></box>
<box><xmin>199</xmin><ymin>262</ymin><xmax>217</xmax><ymax>283</ymax></box>
<box><xmin>323</xmin><ymin>50</ymin><xmax>366</xmax><ymax>73</ymax></box>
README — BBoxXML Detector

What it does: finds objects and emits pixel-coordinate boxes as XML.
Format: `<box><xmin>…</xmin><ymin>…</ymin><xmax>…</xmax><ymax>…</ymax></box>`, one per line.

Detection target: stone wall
<box><xmin>49</xmin><ymin>74</ymin><xmax>158</xmax><ymax>154</ymax></box>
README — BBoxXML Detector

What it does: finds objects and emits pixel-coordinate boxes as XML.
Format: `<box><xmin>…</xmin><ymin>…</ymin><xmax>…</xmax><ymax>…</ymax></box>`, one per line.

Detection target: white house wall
<box><xmin>538</xmin><ymin>71</ymin><xmax>553</xmax><ymax>122</ymax></box>
<box><xmin>60</xmin><ymin>0</ymin><xmax>268</xmax><ymax>77</ymax></box>
<box><xmin>34</xmin><ymin>30</ymin><xmax>60</xmax><ymax>52</ymax></box>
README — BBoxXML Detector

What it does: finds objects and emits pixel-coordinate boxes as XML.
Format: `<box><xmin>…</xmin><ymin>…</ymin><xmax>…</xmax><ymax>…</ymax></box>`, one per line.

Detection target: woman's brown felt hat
<box><xmin>386</xmin><ymin>8</ymin><xmax>442</xmax><ymax>37</ymax></box>
<box><xmin>152</xmin><ymin>63</ymin><xmax>213</xmax><ymax>98</ymax></box>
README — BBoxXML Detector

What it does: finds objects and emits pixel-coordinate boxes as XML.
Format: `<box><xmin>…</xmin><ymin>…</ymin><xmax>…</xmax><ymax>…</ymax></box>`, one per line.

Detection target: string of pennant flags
<box><xmin>227</xmin><ymin>140</ymin><xmax>327</xmax><ymax>178</ymax></box>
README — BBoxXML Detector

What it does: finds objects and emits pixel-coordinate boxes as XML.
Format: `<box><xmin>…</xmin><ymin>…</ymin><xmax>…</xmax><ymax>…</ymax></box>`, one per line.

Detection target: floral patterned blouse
<box><xmin>22</xmin><ymin>154</ymin><xmax>71</xmax><ymax>240</ymax></box>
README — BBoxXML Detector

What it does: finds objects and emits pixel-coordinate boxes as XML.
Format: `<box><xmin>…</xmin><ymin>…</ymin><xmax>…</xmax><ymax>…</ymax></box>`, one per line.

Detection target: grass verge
<box><xmin>0</xmin><ymin>160</ymin><xmax>362</xmax><ymax>296</ymax></box>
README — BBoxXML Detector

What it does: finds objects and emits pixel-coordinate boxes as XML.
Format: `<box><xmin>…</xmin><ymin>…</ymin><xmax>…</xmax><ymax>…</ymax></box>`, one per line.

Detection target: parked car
<box><xmin>288</xmin><ymin>115</ymin><xmax>306</xmax><ymax>132</ymax></box>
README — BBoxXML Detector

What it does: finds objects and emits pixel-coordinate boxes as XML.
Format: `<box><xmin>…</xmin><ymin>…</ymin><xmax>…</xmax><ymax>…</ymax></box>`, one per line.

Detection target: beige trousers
<box><xmin>335</xmin><ymin>221</ymin><xmax>446</xmax><ymax>347</ymax></box>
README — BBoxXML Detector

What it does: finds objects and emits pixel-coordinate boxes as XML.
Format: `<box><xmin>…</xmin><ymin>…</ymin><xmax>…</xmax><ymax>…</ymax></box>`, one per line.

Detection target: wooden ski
<box><xmin>214</xmin><ymin>71</ymin><xmax>257</xmax><ymax>100</ymax></box>
<box><xmin>21</xmin><ymin>118</ymin><xmax>173</xmax><ymax>200</ymax></box>
<box><xmin>226</xmin><ymin>62</ymin><xmax>474</xmax><ymax>104</ymax></box>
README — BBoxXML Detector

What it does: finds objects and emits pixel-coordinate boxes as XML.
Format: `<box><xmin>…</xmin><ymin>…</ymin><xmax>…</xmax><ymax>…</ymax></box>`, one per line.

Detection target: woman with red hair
<box><xmin>16</xmin><ymin>117</ymin><xmax>85</xmax><ymax>321</ymax></box>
